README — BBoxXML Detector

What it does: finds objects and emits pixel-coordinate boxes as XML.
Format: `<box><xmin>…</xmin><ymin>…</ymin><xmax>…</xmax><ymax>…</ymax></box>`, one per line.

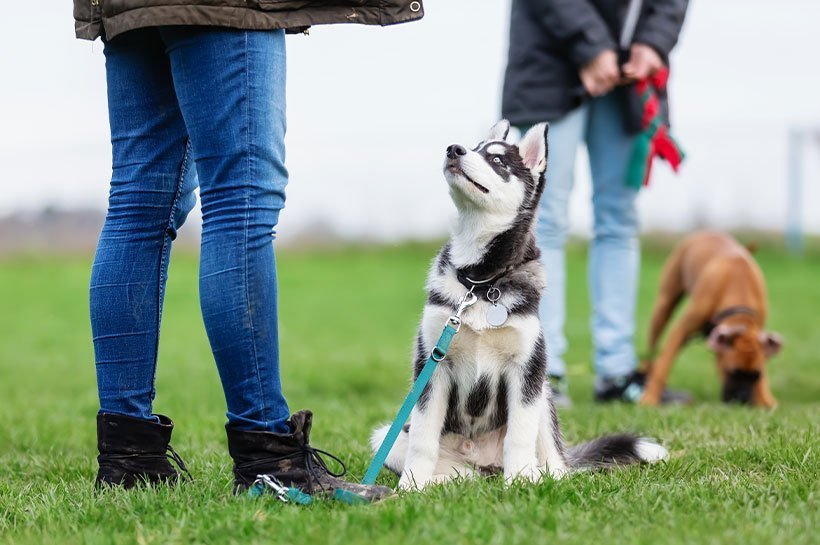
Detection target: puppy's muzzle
<box><xmin>446</xmin><ymin>144</ymin><xmax>467</xmax><ymax>160</ymax></box>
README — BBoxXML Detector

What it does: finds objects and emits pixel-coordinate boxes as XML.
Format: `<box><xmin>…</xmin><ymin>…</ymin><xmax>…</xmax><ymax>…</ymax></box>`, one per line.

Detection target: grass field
<box><xmin>0</xmin><ymin>239</ymin><xmax>818</xmax><ymax>544</ymax></box>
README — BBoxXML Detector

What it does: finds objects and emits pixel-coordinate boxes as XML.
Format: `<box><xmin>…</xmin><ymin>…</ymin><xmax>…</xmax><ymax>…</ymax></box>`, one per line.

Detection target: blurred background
<box><xmin>1</xmin><ymin>5</ymin><xmax>818</xmax><ymax>541</ymax></box>
<box><xmin>2</xmin><ymin>0</ymin><xmax>820</xmax><ymax>250</ymax></box>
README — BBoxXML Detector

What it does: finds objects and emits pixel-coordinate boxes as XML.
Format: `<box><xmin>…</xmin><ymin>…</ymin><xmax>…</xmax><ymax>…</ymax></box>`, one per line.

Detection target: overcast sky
<box><xmin>1</xmin><ymin>0</ymin><xmax>819</xmax><ymax>241</ymax></box>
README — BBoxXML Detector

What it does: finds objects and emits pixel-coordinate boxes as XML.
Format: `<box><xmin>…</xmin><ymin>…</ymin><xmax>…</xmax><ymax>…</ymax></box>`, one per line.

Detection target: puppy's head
<box><xmin>442</xmin><ymin>120</ymin><xmax>548</xmax><ymax>220</ymax></box>
<box><xmin>707</xmin><ymin>323</ymin><xmax>783</xmax><ymax>405</ymax></box>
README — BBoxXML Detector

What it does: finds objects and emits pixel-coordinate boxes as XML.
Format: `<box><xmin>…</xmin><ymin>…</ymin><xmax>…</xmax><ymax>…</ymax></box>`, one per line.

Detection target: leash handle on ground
<box><xmin>248</xmin><ymin>474</ymin><xmax>313</xmax><ymax>505</ymax></box>
<box><xmin>358</xmin><ymin>288</ymin><xmax>478</xmax><ymax>487</ymax></box>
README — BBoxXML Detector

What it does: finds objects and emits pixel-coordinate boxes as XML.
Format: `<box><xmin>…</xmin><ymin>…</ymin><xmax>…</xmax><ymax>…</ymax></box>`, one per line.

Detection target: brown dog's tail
<box><xmin>566</xmin><ymin>434</ymin><xmax>669</xmax><ymax>470</ymax></box>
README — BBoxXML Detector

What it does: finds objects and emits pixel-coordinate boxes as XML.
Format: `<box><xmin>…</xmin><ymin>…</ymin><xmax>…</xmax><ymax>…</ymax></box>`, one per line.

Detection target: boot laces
<box><xmin>238</xmin><ymin>445</ymin><xmax>347</xmax><ymax>494</ymax></box>
<box><xmin>99</xmin><ymin>444</ymin><xmax>192</xmax><ymax>481</ymax></box>
<box><xmin>165</xmin><ymin>444</ymin><xmax>193</xmax><ymax>480</ymax></box>
<box><xmin>303</xmin><ymin>446</ymin><xmax>346</xmax><ymax>493</ymax></box>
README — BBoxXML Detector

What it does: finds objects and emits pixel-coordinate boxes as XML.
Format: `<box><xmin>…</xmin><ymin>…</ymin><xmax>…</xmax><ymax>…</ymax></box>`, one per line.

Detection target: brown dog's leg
<box><xmin>752</xmin><ymin>375</ymin><xmax>778</xmax><ymax>409</ymax></box>
<box><xmin>642</xmin><ymin>248</ymin><xmax>686</xmax><ymax>372</ymax></box>
<box><xmin>639</xmin><ymin>320</ymin><xmax>692</xmax><ymax>405</ymax></box>
<box><xmin>645</xmin><ymin>293</ymin><xmax>683</xmax><ymax>363</ymax></box>
<box><xmin>640</xmin><ymin>295</ymin><xmax>712</xmax><ymax>405</ymax></box>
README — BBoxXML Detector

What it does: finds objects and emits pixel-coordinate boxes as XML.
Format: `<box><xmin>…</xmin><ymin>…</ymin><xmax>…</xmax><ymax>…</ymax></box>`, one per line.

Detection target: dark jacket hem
<box><xmin>567</xmin><ymin>28</ymin><xmax>617</xmax><ymax>69</ymax></box>
<box><xmin>631</xmin><ymin>32</ymin><xmax>673</xmax><ymax>64</ymax></box>
<box><xmin>77</xmin><ymin>3</ymin><xmax>423</xmax><ymax>41</ymax></box>
<box><xmin>76</xmin><ymin>19</ymin><xmax>103</xmax><ymax>40</ymax></box>
<box><xmin>502</xmin><ymin>105</ymin><xmax>578</xmax><ymax>127</ymax></box>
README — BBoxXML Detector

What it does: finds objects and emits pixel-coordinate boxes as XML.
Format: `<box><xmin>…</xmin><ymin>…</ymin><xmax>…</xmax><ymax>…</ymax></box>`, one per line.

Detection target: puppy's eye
<box><xmin>492</xmin><ymin>156</ymin><xmax>504</xmax><ymax>166</ymax></box>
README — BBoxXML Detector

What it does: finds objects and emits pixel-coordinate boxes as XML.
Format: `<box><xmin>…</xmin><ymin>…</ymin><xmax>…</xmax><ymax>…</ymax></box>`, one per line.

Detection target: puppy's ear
<box><xmin>486</xmin><ymin>119</ymin><xmax>510</xmax><ymax>142</ymax></box>
<box><xmin>519</xmin><ymin>122</ymin><xmax>548</xmax><ymax>179</ymax></box>
<box><xmin>760</xmin><ymin>331</ymin><xmax>783</xmax><ymax>357</ymax></box>
<box><xmin>707</xmin><ymin>324</ymin><xmax>744</xmax><ymax>353</ymax></box>
<box><xmin>519</xmin><ymin>123</ymin><xmax>549</xmax><ymax>209</ymax></box>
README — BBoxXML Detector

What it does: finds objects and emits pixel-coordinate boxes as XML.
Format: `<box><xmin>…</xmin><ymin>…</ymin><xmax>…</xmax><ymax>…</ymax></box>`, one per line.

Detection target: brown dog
<box><xmin>640</xmin><ymin>231</ymin><xmax>782</xmax><ymax>408</ymax></box>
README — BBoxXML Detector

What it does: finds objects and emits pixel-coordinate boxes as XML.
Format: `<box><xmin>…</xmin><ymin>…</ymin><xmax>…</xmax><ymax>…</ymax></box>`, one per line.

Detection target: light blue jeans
<box><xmin>535</xmin><ymin>93</ymin><xmax>639</xmax><ymax>380</ymax></box>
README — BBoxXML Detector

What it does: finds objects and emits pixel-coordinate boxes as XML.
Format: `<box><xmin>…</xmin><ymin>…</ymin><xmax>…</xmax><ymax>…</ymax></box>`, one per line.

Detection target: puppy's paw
<box><xmin>504</xmin><ymin>461</ymin><xmax>543</xmax><ymax>484</ymax></box>
<box><xmin>548</xmin><ymin>464</ymin><xmax>570</xmax><ymax>480</ymax></box>
<box><xmin>398</xmin><ymin>472</ymin><xmax>431</xmax><ymax>491</ymax></box>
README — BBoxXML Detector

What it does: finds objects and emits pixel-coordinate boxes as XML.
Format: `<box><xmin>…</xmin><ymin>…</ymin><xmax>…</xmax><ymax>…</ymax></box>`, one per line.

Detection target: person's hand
<box><xmin>579</xmin><ymin>49</ymin><xmax>620</xmax><ymax>97</ymax></box>
<box><xmin>622</xmin><ymin>43</ymin><xmax>665</xmax><ymax>81</ymax></box>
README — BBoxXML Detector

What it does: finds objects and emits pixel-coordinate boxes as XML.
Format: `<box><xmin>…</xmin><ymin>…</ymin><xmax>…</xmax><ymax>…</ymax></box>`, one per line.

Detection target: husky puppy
<box><xmin>371</xmin><ymin>121</ymin><xmax>669</xmax><ymax>490</ymax></box>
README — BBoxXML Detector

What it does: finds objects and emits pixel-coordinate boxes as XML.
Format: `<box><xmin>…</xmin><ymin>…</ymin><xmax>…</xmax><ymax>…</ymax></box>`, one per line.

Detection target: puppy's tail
<box><xmin>369</xmin><ymin>423</ymin><xmax>409</xmax><ymax>476</ymax></box>
<box><xmin>566</xmin><ymin>434</ymin><xmax>668</xmax><ymax>470</ymax></box>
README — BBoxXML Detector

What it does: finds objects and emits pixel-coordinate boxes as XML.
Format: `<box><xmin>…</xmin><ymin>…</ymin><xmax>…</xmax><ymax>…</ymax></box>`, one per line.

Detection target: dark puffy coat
<box><xmin>74</xmin><ymin>0</ymin><xmax>424</xmax><ymax>41</ymax></box>
<box><xmin>502</xmin><ymin>0</ymin><xmax>688</xmax><ymax>125</ymax></box>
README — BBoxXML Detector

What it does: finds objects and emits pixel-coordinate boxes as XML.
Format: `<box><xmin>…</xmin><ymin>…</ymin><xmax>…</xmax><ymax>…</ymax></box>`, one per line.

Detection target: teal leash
<box><xmin>250</xmin><ymin>287</ymin><xmax>478</xmax><ymax>506</ymax></box>
<box><xmin>335</xmin><ymin>287</ymin><xmax>478</xmax><ymax>504</ymax></box>
<box><xmin>361</xmin><ymin>324</ymin><xmax>456</xmax><ymax>485</ymax></box>
<box><xmin>248</xmin><ymin>474</ymin><xmax>314</xmax><ymax>505</ymax></box>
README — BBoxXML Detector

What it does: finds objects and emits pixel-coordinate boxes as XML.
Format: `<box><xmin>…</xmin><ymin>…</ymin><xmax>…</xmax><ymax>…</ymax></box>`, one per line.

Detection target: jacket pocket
<box><xmin>253</xmin><ymin>1</ymin><xmax>318</xmax><ymax>10</ymax></box>
<box><xmin>74</xmin><ymin>0</ymin><xmax>102</xmax><ymax>22</ymax></box>
<box><xmin>253</xmin><ymin>0</ymin><xmax>370</xmax><ymax>11</ymax></box>
<box><xmin>74</xmin><ymin>0</ymin><xmax>103</xmax><ymax>39</ymax></box>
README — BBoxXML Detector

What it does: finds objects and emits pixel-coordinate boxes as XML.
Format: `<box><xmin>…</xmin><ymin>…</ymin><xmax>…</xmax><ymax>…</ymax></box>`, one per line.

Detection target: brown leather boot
<box><xmin>227</xmin><ymin>410</ymin><xmax>393</xmax><ymax>503</ymax></box>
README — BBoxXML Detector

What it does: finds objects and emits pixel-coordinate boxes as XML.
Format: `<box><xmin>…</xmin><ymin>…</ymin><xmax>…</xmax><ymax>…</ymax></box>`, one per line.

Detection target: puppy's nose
<box><xmin>446</xmin><ymin>144</ymin><xmax>467</xmax><ymax>160</ymax></box>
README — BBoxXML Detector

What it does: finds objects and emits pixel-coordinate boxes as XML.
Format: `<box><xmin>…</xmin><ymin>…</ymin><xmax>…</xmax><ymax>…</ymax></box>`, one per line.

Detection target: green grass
<box><xmin>0</xmin><ymin>240</ymin><xmax>818</xmax><ymax>544</ymax></box>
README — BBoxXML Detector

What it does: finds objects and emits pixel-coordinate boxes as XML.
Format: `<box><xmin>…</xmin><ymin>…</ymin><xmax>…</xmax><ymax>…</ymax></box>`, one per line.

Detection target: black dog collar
<box><xmin>702</xmin><ymin>306</ymin><xmax>759</xmax><ymax>337</ymax></box>
<box><xmin>455</xmin><ymin>268</ymin><xmax>509</xmax><ymax>292</ymax></box>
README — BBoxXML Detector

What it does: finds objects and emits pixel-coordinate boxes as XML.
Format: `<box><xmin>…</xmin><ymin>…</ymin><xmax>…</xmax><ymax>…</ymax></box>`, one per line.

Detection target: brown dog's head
<box><xmin>707</xmin><ymin>322</ymin><xmax>782</xmax><ymax>405</ymax></box>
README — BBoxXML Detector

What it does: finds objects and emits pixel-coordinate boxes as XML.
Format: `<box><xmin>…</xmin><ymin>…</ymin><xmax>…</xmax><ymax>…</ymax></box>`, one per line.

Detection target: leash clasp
<box><xmin>449</xmin><ymin>287</ymin><xmax>478</xmax><ymax>331</ymax></box>
<box><xmin>250</xmin><ymin>474</ymin><xmax>292</xmax><ymax>503</ymax></box>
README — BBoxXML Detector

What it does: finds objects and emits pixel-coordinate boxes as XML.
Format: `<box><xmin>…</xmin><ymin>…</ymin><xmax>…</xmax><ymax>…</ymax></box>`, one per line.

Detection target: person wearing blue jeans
<box><xmin>77</xmin><ymin>0</ymin><xmax>423</xmax><ymax>499</ymax></box>
<box><xmin>92</xmin><ymin>27</ymin><xmax>292</xmax><ymax>435</ymax></box>
<box><xmin>533</xmin><ymin>94</ymin><xmax>644</xmax><ymax>404</ymax></box>
<box><xmin>502</xmin><ymin>0</ymin><xmax>689</xmax><ymax>405</ymax></box>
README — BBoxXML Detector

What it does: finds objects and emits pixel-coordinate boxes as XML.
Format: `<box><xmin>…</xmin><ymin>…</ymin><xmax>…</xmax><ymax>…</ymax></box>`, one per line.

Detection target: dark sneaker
<box><xmin>227</xmin><ymin>410</ymin><xmax>394</xmax><ymax>503</ymax></box>
<box><xmin>547</xmin><ymin>375</ymin><xmax>572</xmax><ymax>408</ymax></box>
<box><xmin>594</xmin><ymin>371</ymin><xmax>692</xmax><ymax>405</ymax></box>
<box><xmin>95</xmin><ymin>413</ymin><xmax>191</xmax><ymax>489</ymax></box>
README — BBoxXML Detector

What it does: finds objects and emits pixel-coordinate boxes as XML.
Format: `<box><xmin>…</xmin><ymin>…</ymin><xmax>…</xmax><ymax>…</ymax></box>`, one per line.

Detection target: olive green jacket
<box><xmin>74</xmin><ymin>0</ymin><xmax>424</xmax><ymax>41</ymax></box>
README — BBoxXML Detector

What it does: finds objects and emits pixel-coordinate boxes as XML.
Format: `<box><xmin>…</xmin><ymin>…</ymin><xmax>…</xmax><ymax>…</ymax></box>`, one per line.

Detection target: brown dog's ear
<box><xmin>760</xmin><ymin>331</ymin><xmax>783</xmax><ymax>357</ymax></box>
<box><xmin>707</xmin><ymin>324</ymin><xmax>744</xmax><ymax>353</ymax></box>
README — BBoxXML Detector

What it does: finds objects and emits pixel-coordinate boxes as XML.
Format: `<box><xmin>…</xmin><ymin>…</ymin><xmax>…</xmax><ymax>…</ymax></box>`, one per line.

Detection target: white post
<box><xmin>786</xmin><ymin>128</ymin><xmax>804</xmax><ymax>255</ymax></box>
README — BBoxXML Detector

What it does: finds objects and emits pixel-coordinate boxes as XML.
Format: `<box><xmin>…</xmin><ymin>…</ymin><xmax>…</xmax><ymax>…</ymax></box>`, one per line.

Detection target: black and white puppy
<box><xmin>371</xmin><ymin>121</ymin><xmax>669</xmax><ymax>490</ymax></box>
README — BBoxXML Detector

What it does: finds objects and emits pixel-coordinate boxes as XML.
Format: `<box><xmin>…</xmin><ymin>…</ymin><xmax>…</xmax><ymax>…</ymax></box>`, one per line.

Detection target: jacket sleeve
<box><xmin>632</xmin><ymin>0</ymin><xmax>689</xmax><ymax>61</ymax></box>
<box><xmin>523</xmin><ymin>0</ymin><xmax>617</xmax><ymax>68</ymax></box>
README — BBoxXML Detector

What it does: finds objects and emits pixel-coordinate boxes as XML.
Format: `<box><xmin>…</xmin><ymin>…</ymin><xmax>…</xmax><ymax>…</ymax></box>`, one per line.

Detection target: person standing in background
<box><xmin>502</xmin><ymin>0</ymin><xmax>689</xmax><ymax>406</ymax></box>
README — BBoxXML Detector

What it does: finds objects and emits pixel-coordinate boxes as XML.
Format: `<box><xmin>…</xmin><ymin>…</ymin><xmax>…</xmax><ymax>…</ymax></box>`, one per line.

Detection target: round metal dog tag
<box><xmin>486</xmin><ymin>304</ymin><xmax>509</xmax><ymax>327</ymax></box>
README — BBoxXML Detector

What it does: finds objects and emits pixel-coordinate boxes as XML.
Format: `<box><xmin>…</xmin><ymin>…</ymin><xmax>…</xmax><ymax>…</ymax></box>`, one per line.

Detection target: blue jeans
<box><xmin>535</xmin><ymin>93</ymin><xmax>639</xmax><ymax>380</ymax></box>
<box><xmin>90</xmin><ymin>27</ymin><xmax>291</xmax><ymax>433</ymax></box>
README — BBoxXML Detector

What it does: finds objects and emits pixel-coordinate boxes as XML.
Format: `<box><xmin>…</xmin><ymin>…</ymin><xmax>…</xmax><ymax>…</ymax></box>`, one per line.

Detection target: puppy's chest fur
<box><xmin>419</xmin><ymin>246</ymin><xmax>545</xmax><ymax>438</ymax></box>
